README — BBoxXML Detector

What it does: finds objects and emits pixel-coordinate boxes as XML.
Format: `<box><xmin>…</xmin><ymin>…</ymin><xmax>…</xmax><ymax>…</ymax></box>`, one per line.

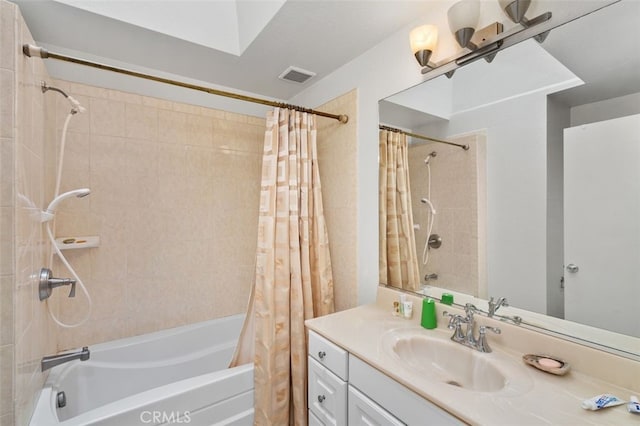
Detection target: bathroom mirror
<box><xmin>379</xmin><ymin>0</ymin><xmax>640</xmax><ymax>359</ymax></box>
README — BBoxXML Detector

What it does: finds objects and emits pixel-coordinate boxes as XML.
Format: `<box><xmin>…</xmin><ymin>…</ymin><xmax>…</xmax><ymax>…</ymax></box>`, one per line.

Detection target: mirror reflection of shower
<box><xmin>420</xmin><ymin>151</ymin><xmax>439</xmax><ymax>282</ymax></box>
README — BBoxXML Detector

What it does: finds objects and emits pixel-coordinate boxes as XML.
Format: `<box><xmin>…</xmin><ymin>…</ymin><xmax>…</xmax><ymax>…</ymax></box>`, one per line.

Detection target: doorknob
<box><xmin>566</xmin><ymin>264</ymin><xmax>579</xmax><ymax>273</ymax></box>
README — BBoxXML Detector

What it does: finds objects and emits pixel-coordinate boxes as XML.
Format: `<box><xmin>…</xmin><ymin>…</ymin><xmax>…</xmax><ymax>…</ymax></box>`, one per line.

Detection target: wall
<box><xmin>316</xmin><ymin>89</ymin><xmax>359</xmax><ymax>312</ymax></box>
<box><xmin>546</xmin><ymin>97</ymin><xmax>569</xmax><ymax>319</ymax></box>
<box><xmin>571</xmin><ymin>92</ymin><xmax>640</xmax><ymax>126</ymax></box>
<box><xmin>1</xmin><ymin>1</ymin><xmax>59</xmax><ymax>424</ymax></box>
<box><xmin>48</xmin><ymin>80</ymin><xmax>265</xmax><ymax>350</ymax></box>
<box><xmin>408</xmin><ymin>133</ymin><xmax>485</xmax><ymax>297</ymax></box>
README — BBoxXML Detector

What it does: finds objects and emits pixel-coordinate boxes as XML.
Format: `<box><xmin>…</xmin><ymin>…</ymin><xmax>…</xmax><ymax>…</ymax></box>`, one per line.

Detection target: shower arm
<box><xmin>379</xmin><ymin>125</ymin><xmax>470</xmax><ymax>150</ymax></box>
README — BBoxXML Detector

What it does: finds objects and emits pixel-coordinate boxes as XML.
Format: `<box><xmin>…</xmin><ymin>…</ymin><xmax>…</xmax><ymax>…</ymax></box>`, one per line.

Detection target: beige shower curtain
<box><xmin>231</xmin><ymin>108</ymin><xmax>335</xmax><ymax>426</ymax></box>
<box><xmin>379</xmin><ymin>129</ymin><xmax>420</xmax><ymax>291</ymax></box>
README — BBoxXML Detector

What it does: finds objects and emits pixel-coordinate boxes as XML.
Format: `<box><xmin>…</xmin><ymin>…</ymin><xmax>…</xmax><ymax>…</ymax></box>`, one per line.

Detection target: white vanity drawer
<box><xmin>348</xmin><ymin>385</ymin><xmax>405</xmax><ymax>426</ymax></box>
<box><xmin>309</xmin><ymin>409</ymin><xmax>324</xmax><ymax>426</ymax></box>
<box><xmin>309</xmin><ymin>330</ymin><xmax>348</xmax><ymax>380</ymax></box>
<box><xmin>308</xmin><ymin>356</ymin><xmax>347</xmax><ymax>426</ymax></box>
<box><xmin>349</xmin><ymin>356</ymin><xmax>464</xmax><ymax>425</ymax></box>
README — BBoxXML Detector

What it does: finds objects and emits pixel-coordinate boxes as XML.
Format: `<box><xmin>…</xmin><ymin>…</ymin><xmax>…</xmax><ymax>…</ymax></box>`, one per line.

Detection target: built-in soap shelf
<box><xmin>55</xmin><ymin>236</ymin><xmax>100</xmax><ymax>250</ymax></box>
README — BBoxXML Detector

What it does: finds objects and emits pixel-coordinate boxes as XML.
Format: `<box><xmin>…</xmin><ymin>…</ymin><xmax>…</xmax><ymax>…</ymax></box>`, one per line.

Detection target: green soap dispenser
<box><xmin>421</xmin><ymin>298</ymin><xmax>437</xmax><ymax>329</ymax></box>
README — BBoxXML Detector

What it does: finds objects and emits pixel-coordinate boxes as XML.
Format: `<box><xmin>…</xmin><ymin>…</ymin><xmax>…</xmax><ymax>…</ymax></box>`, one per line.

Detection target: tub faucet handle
<box><xmin>38</xmin><ymin>268</ymin><xmax>77</xmax><ymax>300</ymax></box>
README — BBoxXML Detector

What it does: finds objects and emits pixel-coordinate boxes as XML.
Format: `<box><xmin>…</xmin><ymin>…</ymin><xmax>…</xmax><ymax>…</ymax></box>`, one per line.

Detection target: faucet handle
<box><xmin>68</xmin><ymin>281</ymin><xmax>76</xmax><ymax>298</ymax></box>
<box><xmin>464</xmin><ymin>303</ymin><xmax>477</xmax><ymax>319</ymax></box>
<box><xmin>443</xmin><ymin>311</ymin><xmax>467</xmax><ymax>342</ymax></box>
<box><xmin>479</xmin><ymin>325</ymin><xmax>501</xmax><ymax>335</ymax></box>
<box><xmin>477</xmin><ymin>325</ymin><xmax>501</xmax><ymax>353</ymax></box>
<box><xmin>442</xmin><ymin>311</ymin><xmax>461</xmax><ymax>328</ymax></box>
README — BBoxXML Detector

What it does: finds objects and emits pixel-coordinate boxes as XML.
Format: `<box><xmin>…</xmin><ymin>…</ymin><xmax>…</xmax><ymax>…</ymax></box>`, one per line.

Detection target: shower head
<box><xmin>67</xmin><ymin>96</ymin><xmax>86</xmax><ymax>114</ymax></box>
<box><xmin>424</xmin><ymin>151</ymin><xmax>437</xmax><ymax>164</ymax></box>
<box><xmin>40</xmin><ymin>81</ymin><xmax>86</xmax><ymax>114</ymax></box>
<box><xmin>421</xmin><ymin>198</ymin><xmax>437</xmax><ymax>215</ymax></box>
<box><xmin>41</xmin><ymin>188</ymin><xmax>91</xmax><ymax>222</ymax></box>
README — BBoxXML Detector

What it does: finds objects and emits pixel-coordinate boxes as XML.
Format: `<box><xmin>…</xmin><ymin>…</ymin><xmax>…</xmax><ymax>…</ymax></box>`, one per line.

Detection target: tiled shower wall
<box><xmin>316</xmin><ymin>89</ymin><xmax>358</xmax><ymax>312</ymax></box>
<box><xmin>50</xmin><ymin>80</ymin><xmax>265</xmax><ymax>350</ymax></box>
<box><xmin>409</xmin><ymin>133</ymin><xmax>486</xmax><ymax>297</ymax></box>
<box><xmin>1</xmin><ymin>1</ymin><xmax>60</xmax><ymax>424</ymax></box>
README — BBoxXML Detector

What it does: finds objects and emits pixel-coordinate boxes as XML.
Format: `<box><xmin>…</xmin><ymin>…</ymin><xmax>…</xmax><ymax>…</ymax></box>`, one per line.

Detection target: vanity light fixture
<box><xmin>410</xmin><ymin>25</ymin><xmax>439</xmax><ymax>69</ymax></box>
<box><xmin>411</xmin><ymin>0</ymin><xmax>552</xmax><ymax>78</ymax></box>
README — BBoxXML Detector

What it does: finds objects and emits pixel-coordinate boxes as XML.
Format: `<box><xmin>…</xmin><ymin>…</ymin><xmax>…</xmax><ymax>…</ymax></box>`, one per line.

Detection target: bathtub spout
<box><xmin>41</xmin><ymin>347</ymin><xmax>90</xmax><ymax>372</ymax></box>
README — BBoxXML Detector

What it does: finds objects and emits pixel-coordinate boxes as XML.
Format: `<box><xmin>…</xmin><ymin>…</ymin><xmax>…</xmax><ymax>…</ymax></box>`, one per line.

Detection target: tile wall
<box><xmin>50</xmin><ymin>80</ymin><xmax>266</xmax><ymax>350</ymax></box>
<box><xmin>409</xmin><ymin>133</ymin><xmax>486</xmax><ymax>296</ymax></box>
<box><xmin>0</xmin><ymin>2</ymin><xmax>15</xmax><ymax>423</ymax></box>
<box><xmin>316</xmin><ymin>89</ymin><xmax>358</xmax><ymax>311</ymax></box>
<box><xmin>1</xmin><ymin>0</ymin><xmax>60</xmax><ymax>424</ymax></box>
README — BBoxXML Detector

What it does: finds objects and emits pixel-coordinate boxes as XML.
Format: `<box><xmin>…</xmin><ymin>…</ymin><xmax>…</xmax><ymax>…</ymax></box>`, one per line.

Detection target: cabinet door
<box><xmin>308</xmin><ymin>357</ymin><xmax>348</xmax><ymax>425</ymax></box>
<box><xmin>309</xmin><ymin>409</ymin><xmax>325</xmax><ymax>426</ymax></box>
<box><xmin>348</xmin><ymin>385</ymin><xmax>405</xmax><ymax>426</ymax></box>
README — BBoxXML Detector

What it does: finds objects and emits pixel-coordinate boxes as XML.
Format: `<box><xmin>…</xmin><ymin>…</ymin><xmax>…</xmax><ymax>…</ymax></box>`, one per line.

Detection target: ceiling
<box><xmin>12</xmin><ymin>0</ymin><xmax>436</xmax><ymax>100</ymax></box>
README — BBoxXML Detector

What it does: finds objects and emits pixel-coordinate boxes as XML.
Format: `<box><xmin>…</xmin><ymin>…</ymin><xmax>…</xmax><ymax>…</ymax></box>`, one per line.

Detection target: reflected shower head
<box><xmin>41</xmin><ymin>81</ymin><xmax>86</xmax><ymax>114</ymax></box>
<box><xmin>41</xmin><ymin>188</ymin><xmax>91</xmax><ymax>222</ymax></box>
<box><xmin>421</xmin><ymin>198</ymin><xmax>437</xmax><ymax>215</ymax></box>
<box><xmin>424</xmin><ymin>151</ymin><xmax>437</xmax><ymax>164</ymax></box>
<box><xmin>67</xmin><ymin>96</ymin><xmax>86</xmax><ymax>114</ymax></box>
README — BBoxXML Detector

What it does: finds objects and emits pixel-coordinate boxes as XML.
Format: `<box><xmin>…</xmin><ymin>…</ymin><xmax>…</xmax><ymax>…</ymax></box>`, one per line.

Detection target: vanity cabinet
<box><xmin>307</xmin><ymin>330</ymin><xmax>463</xmax><ymax>426</ymax></box>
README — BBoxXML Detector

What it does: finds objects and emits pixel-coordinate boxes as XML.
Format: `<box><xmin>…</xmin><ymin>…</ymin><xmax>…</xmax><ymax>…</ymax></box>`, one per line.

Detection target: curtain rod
<box><xmin>379</xmin><ymin>125</ymin><xmax>469</xmax><ymax>150</ymax></box>
<box><xmin>23</xmin><ymin>44</ymin><xmax>349</xmax><ymax>124</ymax></box>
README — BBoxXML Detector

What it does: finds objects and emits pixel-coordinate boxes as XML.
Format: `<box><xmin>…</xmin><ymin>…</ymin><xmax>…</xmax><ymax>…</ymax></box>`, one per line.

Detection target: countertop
<box><xmin>305</xmin><ymin>287</ymin><xmax>639</xmax><ymax>426</ymax></box>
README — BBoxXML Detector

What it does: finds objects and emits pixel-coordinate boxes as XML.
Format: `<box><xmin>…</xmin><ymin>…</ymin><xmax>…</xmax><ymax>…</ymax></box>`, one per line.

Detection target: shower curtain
<box><xmin>230</xmin><ymin>108</ymin><xmax>335</xmax><ymax>426</ymax></box>
<box><xmin>379</xmin><ymin>129</ymin><xmax>421</xmax><ymax>291</ymax></box>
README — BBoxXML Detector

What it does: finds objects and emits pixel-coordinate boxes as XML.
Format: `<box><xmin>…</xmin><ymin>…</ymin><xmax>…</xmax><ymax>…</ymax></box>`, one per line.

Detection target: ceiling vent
<box><xmin>278</xmin><ymin>66</ymin><xmax>316</xmax><ymax>84</ymax></box>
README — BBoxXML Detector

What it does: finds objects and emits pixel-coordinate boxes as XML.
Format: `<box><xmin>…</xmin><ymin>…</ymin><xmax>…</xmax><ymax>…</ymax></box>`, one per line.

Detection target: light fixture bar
<box><xmin>455</xmin><ymin>40</ymin><xmax>503</xmax><ymax>66</ymax></box>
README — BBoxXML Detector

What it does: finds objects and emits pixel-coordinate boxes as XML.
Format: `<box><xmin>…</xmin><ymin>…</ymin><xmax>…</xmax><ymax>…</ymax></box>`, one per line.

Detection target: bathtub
<box><xmin>30</xmin><ymin>314</ymin><xmax>254</xmax><ymax>425</ymax></box>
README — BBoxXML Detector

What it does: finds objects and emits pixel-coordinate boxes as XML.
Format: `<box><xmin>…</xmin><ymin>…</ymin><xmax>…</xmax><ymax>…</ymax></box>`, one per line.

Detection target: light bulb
<box><xmin>410</xmin><ymin>25</ymin><xmax>438</xmax><ymax>67</ymax></box>
<box><xmin>410</xmin><ymin>25</ymin><xmax>439</xmax><ymax>54</ymax></box>
<box><xmin>447</xmin><ymin>0</ymin><xmax>480</xmax><ymax>48</ymax></box>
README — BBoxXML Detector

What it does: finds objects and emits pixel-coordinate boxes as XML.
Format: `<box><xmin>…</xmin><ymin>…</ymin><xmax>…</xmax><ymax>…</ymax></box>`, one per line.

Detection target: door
<box><xmin>564</xmin><ymin>114</ymin><xmax>640</xmax><ymax>337</ymax></box>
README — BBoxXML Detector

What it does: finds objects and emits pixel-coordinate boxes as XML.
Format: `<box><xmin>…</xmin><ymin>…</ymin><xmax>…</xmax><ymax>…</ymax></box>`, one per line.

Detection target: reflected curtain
<box><xmin>379</xmin><ymin>130</ymin><xmax>420</xmax><ymax>291</ymax></box>
<box><xmin>230</xmin><ymin>108</ymin><xmax>335</xmax><ymax>426</ymax></box>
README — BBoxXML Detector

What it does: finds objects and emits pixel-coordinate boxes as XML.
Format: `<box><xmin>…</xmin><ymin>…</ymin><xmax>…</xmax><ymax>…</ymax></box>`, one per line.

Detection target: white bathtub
<box><xmin>30</xmin><ymin>314</ymin><xmax>254</xmax><ymax>425</ymax></box>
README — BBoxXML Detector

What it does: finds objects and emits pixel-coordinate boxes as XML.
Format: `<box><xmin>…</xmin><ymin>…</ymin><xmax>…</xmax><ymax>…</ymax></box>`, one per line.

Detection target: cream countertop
<box><xmin>305</xmin><ymin>286</ymin><xmax>640</xmax><ymax>426</ymax></box>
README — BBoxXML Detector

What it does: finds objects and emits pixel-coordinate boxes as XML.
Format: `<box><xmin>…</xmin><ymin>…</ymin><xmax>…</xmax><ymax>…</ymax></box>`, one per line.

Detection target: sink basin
<box><xmin>380</xmin><ymin>328</ymin><xmax>533</xmax><ymax>395</ymax></box>
<box><xmin>392</xmin><ymin>334</ymin><xmax>506</xmax><ymax>392</ymax></box>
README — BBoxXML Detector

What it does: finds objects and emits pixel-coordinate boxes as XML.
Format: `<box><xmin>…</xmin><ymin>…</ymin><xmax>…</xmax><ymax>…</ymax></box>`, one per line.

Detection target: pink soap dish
<box><xmin>522</xmin><ymin>354</ymin><xmax>570</xmax><ymax>376</ymax></box>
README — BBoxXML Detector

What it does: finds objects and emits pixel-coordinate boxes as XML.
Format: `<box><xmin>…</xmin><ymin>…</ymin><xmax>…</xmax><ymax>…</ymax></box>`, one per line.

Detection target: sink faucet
<box><xmin>487</xmin><ymin>296</ymin><xmax>509</xmax><ymax>317</ymax></box>
<box><xmin>443</xmin><ymin>304</ymin><xmax>501</xmax><ymax>353</ymax></box>
<box><xmin>41</xmin><ymin>347</ymin><xmax>90</xmax><ymax>372</ymax></box>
